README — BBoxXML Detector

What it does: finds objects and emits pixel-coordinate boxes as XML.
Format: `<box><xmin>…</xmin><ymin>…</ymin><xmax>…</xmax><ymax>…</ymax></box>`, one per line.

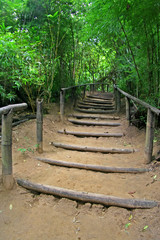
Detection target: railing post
<box><xmin>60</xmin><ymin>89</ymin><xmax>65</xmax><ymax>121</ymax></box>
<box><xmin>107</xmin><ymin>84</ymin><xmax>109</xmax><ymax>92</ymax></box>
<box><xmin>36</xmin><ymin>99</ymin><xmax>43</xmax><ymax>153</ymax></box>
<box><xmin>101</xmin><ymin>83</ymin><xmax>105</xmax><ymax>92</ymax></box>
<box><xmin>93</xmin><ymin>84</ymin><xmax>95</xmax><ymax>93</ymax></box>
<box><xmin>90</xmin><ymin>84</ymin><xmax>93</xmax><ymax>93</ymax></box>
<box><xmin>2</xmin><ymin>110</ymin><xmax>14</xmax><ymax>189</ymax></box>
<box><xmin>83</xmin><ymin>85</ymin><xmax>86</xmax><ymax>99</ymax></box>
<box><xmin>116</xmin><ymin>89</ymin><xmax>121</xmax><ymax>112</ymax></box>
<box><xmin>125</xmin><ymin>97</ymin><xmax>131</xmax><ymax>122</ymax></box>
<box><xmin>73</xmin><ymin>87</ymin><xmax>77</xmax><ymax>107</ymax></box>
<box><xmin>145</xmin><ymin>108</ymin><xmax>155</xmax><ymax>164</ymax></box>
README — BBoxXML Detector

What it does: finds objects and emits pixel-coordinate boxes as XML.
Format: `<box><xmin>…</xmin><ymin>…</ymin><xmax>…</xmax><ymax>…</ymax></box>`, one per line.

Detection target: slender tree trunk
<box><xmin>119</xmin><ymin>19</ymin><xmax>141</xmax><ymax>97</ymax></box>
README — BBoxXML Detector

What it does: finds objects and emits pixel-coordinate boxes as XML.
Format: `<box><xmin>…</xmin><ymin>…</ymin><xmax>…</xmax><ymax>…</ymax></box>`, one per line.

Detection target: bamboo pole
<box><xmin>2</xmin><ymin>110</ymin><xmax>14</xmax><ymax>189</ymax></box>
<box><xmin>17</xmin><ymin>179</ymin><xmax>158</xmax><ymax>209</ymax></box>
<box><xmin>60</xmin><ymin>89</ymin><xmax>65</xmax><ymax>121</ymax></box>
<box><xmin>145</xmin><ymin>108</ymin><xmax>155</xmax><ymax>164</ymax></box>
<box><xmin>125</xmin><ymin>97</ymin><xmax>131</xmax><ymax>121</ymax></box>
<box><xmin>36</xmin><ymin>99</ymin><xmax>43</xmax><ymax>153</ymax></box>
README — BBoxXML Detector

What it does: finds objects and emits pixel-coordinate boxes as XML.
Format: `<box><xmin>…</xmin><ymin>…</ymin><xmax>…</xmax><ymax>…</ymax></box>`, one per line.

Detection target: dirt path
<box><xmin>0</xmin><ymin>99</ymin><xmax>160</xmax><ymax>240</ymax></box>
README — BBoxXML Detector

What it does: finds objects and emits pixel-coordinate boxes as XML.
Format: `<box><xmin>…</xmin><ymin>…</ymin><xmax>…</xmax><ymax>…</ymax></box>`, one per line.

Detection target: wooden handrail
<box><xmin>61</xmin><ymin>82</ymin><xmax>103</xmax><ymax>91</ymax></box>
<box><xmin>114</xmin><ymin>85</ymin><xmax>160</xmax><ymax>115</ymax></box>
<box><xmin>114</xmin><ymin>85</ymin><xmax>159</xmax><ymax>164</ymax></box>
<box><xmin>0</xmin><ymin>103</ymin><xmax>27</xmax><ymax>115</ymax></box>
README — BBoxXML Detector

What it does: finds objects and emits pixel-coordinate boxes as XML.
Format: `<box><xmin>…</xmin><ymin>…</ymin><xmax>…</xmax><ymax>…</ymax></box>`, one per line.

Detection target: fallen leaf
<box><xmin>9</xmin><ymin>204</ymin><xmax>13</xmax><ymax>210</ymax></box>
<box><xmin>125</xmin><ymin>223</ymin><xmax>131</xmax><ymax>229</ymax></box>
<box><xmin>143</xmin><ymin>225</ymin><xmax>149</xmax><ymax>231</ymax></box>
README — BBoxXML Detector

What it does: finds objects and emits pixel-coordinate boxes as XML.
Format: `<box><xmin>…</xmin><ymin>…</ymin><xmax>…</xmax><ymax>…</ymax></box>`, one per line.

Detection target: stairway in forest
<box><xmin>17</xmin><ymin>91</ymin><xmax>158</xmax><ymax>209</ymax></box>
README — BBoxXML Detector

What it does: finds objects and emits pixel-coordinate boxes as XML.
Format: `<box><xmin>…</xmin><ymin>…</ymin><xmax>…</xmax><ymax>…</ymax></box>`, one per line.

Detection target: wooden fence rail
<box><xmin>0</xmin><ymin>103</ymin><xmax>27</xmax><ymax>189</ymax></box>
<box><xmin>114</xmin><ymin>85</ymin><xmax>160</xmax><ymax>164</ymax></box>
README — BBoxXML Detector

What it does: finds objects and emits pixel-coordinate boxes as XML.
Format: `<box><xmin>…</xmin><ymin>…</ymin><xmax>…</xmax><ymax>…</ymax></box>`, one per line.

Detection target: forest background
<box><xmin>0</xmin><ymin>0</ymin><xmax>160</xmax><ymax>113</ymax></box>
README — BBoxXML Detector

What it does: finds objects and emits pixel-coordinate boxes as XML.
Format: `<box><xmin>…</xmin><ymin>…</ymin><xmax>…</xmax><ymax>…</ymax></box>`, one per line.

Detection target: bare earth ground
<box><xmin>0</xmin><ymin>102</ymin><xmax>160</xmax><ymax>240</ymax></box>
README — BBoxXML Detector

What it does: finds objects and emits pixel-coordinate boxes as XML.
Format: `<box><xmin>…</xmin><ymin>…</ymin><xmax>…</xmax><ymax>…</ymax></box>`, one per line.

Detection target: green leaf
<box><xmin>125</xmin><ymin>223</ymin><xmax>131</xmax><ymax>229</ymax></box>
<box><xmin>143</xmin><ymin>225</ymin><xmax>149</xmax><ymax>231</ymax></box>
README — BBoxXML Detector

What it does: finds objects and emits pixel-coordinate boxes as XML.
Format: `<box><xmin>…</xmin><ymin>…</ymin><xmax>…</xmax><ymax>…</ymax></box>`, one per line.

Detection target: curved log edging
<box><xmin>36</xmin><ymin>157</ymin><xmax>150</xmax><ymax>173</ymax></box>
<box><xmin>17</xmin><ymin>179</ymin><xmax>159</xmax><ymax>209</ymax></box>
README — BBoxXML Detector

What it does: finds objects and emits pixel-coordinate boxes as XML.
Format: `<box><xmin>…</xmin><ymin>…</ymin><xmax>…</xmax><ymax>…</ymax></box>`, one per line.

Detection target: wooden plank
<box><xmin>51</xmin><ymin>142</ymin><xmax>136</xmax><ymax>154</ymax></box>
<box><xmin>37</xmin><ymin>157</ymin><xmax>149</xmax><ymax>173</ymax></box>
<box><xmin>58</xmin><ymin>129</ymin><xmax>123</xmax><ymax>137</ymax></box>
<box><xmin>17</xmin><ymin>179</ymin><xmax>158</xmax><ymax>209</ymax></box>
<box><xmin>68</xmin><ymin>119</ymin><xmax>121</xmax><ymax>126</ymax></box>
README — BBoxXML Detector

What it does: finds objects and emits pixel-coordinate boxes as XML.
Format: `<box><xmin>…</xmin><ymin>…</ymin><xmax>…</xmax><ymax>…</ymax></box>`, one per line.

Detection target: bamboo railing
<box><xmin>0</xmin><ymin>103</ymin><xmax>27</xmax><ymax>189</ymax></box>
<box><xmin>114</xmin><ymin>85</ymin><xmax>160</xmax><ymax>164</ymax></box>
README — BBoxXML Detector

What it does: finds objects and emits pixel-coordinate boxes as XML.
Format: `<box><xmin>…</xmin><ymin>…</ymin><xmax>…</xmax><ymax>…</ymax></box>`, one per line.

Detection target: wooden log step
<box><xmin>17</xmin><ymin>179</ymin><xmax>159</xmax><ymax>209</ymax></box>
<box><xmin>79</xmin><ymin>101</ymin><xmax>114</xmax><ymax>106</ymax></box>
<box><xmin>51</xmin><ymin>142</ymin><xmax>136</xmax><ymax>154</ymax></box>
<box><xmin>77</xmin><ymin>104</ymin><xmax>114</xmax><ymax>110</ymax></box>
<box><xmin>68</xmin><ymin>114</ymin><xmax>120</xmax><ymax>120</ymax></box>
<box><xmin>87</xmin><ymin>94</ymin><xmax>114</xmax><ymax>100</ymax></box>
<box><xmin>36</xmin><ymin>157</ymin><xmax>150</xmax><ymax>173</ymax></box>
<box><xmin>75</xmin><ymin>108</ymin><xmax>116</xmax><ymax>114</ymax></box>
<box><xmin>58</xmin><ymin>129</ymin><xmax>123</xmax><ymax>137</ymax></box>
<box><xmin>84</xmin><ymin>99</ymin><xmax>113</xmax><ymax>104</ymax></box>
<box><xmin>68</xmin><ymin>119</ymin><xmax>121</xmax><ymax>126</ymax></box>
<box><xmin>87</xmin><ymin>96</ymin><xmax>114</xmax><ymax>101</ymax></box>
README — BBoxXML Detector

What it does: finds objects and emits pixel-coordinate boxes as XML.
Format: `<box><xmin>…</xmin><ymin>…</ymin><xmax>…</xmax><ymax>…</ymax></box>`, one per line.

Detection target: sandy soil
<box><xmin>0</xmin><ymin>101</ymin><xmax>160</xmax><ymax>240</ymax></box>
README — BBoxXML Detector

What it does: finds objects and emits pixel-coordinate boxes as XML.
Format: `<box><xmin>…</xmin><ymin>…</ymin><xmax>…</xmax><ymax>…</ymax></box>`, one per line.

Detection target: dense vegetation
<box><xmin>0</xmin><ymin>0</ymin><xmax>159</xmax><ymax>111</ymax></box>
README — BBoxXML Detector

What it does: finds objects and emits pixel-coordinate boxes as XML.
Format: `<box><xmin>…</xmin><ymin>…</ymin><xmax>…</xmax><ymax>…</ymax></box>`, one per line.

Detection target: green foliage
<box><xmin>0</xmin><ymin>0</ymin><xmax>159</xmax><ymax>109</ymax></box>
